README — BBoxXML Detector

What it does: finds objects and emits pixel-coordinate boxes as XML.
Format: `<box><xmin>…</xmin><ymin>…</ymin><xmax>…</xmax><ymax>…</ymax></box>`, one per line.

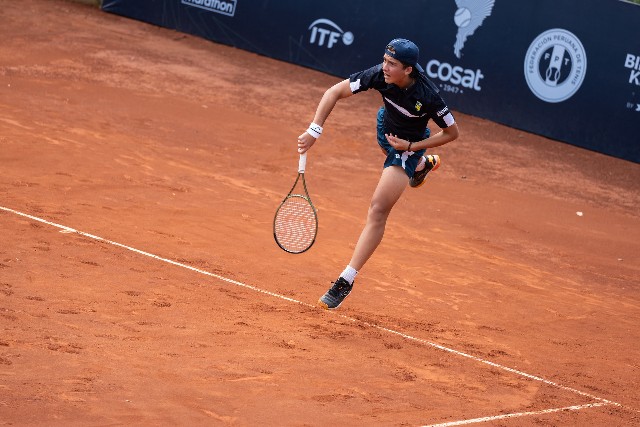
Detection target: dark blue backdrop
<box><xmin>102</xmin><ymin>0</ymin><xmax>640</xmax><ymax>163</ymax></box>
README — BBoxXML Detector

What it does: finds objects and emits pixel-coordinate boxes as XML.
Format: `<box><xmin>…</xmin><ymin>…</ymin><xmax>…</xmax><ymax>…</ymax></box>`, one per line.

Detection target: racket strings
<box><xmin>274</xmin><ymin>195</ymin><xmax>317</xmax><ymax>253</ymax></box>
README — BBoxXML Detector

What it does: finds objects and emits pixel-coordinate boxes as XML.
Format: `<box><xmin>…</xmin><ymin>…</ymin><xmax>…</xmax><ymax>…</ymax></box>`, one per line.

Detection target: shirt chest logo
<box><xmin>415</xmin><ymin>101</ymin><xmax>422</xmax><ymax>112</ymax></box>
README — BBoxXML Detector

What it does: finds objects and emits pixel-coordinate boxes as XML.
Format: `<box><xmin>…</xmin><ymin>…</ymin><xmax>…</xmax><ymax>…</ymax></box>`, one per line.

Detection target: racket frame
<box><xmin>273</xmin><ymin>153</ymin><xmax>318</xmax><ymax>254</ymax></box>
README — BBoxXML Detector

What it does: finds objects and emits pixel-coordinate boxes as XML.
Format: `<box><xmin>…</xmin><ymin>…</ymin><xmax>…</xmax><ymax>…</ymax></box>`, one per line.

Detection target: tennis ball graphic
<box><xmin>454</xmin><ymin>8</ymin><xmax>472</xmax><ymax>28</ymax></box>
<box><xmin>343</xmin><ymin>32</ymin><xmax>354</xmax><ymax>45</ymax></box>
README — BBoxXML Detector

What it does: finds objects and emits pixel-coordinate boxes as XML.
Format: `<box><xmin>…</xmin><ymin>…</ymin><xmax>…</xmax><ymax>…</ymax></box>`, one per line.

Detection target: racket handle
<box><xmin>298</xmin><ymin>153</ymin><xmax>307</xmax><ymax>173</ymax></box>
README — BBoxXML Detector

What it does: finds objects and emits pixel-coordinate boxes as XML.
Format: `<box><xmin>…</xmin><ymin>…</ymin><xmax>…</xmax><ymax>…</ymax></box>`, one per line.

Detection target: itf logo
<box><xmin>308</xmin><ymin>19</ymin><xmax>354</xmax><ymax>49</ymax></box>
<box><xmin>453</xmin><ymin>0</ymin><xmax>495</xmax><ymax>59</ymax></box>
<box><xmin>524</xmin><ymin>29</ymin><xmax>587</xmax><ymax>103</ymax></box>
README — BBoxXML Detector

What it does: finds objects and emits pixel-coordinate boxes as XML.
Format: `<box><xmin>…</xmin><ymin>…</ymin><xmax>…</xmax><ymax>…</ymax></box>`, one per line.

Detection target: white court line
<box><xmin>0</xmin><ymin>206</ymin><xmax>311</xmax><ymax>308</ymax></box>
<box><xmin>422</xmin><ymin>402</ymin><xmax>610</xmax><ymax>427</ymax></box>
<box><xmin>0</xmin><ymin>206</ymin><xmax>625</xmax><ymax>421</ymax></box>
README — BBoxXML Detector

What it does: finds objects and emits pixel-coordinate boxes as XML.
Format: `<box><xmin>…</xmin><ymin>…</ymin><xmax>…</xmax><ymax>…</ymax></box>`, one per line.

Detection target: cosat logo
<box><xmin>524</xmin><ymin>29</ymin><xmax>587</xmax><ymax>103</ymax></box>
<box><xmin>308</xmin><ymin>19</ymin><xmax>354</xmax><ymax>49</ymax></box>
<box><xmin>181</xmin><ymin>0</ymin><xmax>236</xmax><ymax>17</ymax></box>
<box><xmin>425</xmin><ymin>60</ymin><xmax>484</xmax><ymax>92</ymax></box>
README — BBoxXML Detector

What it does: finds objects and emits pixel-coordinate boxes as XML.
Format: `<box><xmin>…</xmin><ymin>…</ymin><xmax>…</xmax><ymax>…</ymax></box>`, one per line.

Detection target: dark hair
<box><xmin>400</xmin><ymin>60</ymin><xmax>421</xmax><ymax>78</ymax></box>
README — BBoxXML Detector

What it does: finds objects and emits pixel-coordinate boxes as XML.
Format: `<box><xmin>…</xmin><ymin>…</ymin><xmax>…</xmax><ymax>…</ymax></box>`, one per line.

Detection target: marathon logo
<box><xmin>625</xmin><ymin>53</ymin><xmax>640</xmax><ymax>86</ymax></box>
<box><xmin>181</xmin><ymin>0</ymin><xmax>236</xmax><ymax>17</ymax></box>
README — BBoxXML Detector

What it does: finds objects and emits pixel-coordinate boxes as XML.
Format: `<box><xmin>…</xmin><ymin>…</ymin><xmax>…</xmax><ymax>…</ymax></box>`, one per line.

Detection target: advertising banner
<box><xmin>102</xmin><ymin>0</ymin><xmax>640</xmax><ymax>162</ymax></box>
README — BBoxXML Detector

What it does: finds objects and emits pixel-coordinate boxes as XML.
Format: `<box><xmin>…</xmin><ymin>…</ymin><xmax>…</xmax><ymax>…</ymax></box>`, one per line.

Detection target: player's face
<box><xmin>382</xmin><ymin>54</ymin><xmax>411</xmax><ymax>86</ymax></box>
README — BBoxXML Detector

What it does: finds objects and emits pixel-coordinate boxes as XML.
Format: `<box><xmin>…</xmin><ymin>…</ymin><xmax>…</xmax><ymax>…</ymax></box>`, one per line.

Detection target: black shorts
<box><xmin>376</xmin><ymin>107</ymin><xmax>430</xmax><ymax>178</ymax></box>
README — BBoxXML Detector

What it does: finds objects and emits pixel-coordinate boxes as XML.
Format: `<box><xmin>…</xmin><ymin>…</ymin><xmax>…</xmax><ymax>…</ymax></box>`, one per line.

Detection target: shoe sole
<box><xmin>317</xmin><ymin>300</ymin><xmax>331</xmax><ymax>310</ymax></box>
<box><xmin>317</xmin><ymin>297</ymin><xmax>347</xmax><ymax>310</ymax></box>
<box><xmin>412</xmin><ymin>156</ymin><xmax>441</xmax><ymax>188</ymax></box>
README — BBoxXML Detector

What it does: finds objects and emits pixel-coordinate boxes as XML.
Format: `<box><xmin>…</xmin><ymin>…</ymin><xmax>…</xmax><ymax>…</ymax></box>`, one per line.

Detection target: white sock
<box><xmin>340</xmin><ymin>265</ymin><xmax>358</xmax><ymax>284</ymax></box>
<box><xmin>415</xmin><ymin>156</ymin><xmax>426</xmax><ymax>172</ymax></box>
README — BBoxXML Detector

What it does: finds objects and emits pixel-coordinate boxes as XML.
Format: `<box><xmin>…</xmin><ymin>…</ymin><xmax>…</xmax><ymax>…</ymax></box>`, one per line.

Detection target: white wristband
<box><xmin>306</xmin><ymin>122</ymin><xmax>323</xmax><ymax>139</ymax></box>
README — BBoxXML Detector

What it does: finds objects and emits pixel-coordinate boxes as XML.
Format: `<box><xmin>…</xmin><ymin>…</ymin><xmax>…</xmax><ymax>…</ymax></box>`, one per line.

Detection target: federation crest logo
<box><xmin>524</xmin><ymin>29</ymin><xmax>587</xmax><ymax>103</ymax></box>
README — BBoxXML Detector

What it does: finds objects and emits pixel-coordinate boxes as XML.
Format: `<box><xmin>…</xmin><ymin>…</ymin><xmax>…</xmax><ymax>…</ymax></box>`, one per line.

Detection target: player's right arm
<box><xmin>297</xmin><ymin>79</ymin><xmax>353</xmax><ymax>153</ymax></box>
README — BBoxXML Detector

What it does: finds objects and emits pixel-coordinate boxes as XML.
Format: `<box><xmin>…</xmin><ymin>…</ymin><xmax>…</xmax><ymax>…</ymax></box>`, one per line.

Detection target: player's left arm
<box><xmin>421</xmin><ymin>122</ymin><xmax>459</xmax><ymax>150</ymax></box>
<box><xmin>386</xmin><ymin>122</ymin><xmax>458</xmax><ymax>151</ymax></box>
<box><xmin>418</xmin><ymin>99</ymin><xmax>459</xmax><ymax>150</ymax></box>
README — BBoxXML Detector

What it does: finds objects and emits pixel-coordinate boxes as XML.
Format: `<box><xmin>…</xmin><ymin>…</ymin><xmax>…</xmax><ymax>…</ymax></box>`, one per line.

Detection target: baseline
<box><xmin>422</xmin><ymin>402</ymin><xmax>610</xmax><ymax>426</ymax></box>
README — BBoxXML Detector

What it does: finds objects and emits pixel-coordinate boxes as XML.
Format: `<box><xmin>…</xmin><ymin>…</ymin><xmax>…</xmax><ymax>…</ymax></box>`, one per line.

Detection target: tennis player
<box><xmin>298</xmin><ymin>38</ymin><xmax>459</xmax><ymax>309</ymax></box>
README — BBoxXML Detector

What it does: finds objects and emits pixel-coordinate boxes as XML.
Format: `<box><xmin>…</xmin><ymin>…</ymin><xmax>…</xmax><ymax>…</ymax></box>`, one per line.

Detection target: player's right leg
<box><xmin>318</xmin><ymin>166</ymin><xmax>409</xmax><ymax>310</ymax></box>
<box><xmin>348</xmin><ymin>165</ymin><xmax>408</xmax><ymax>270</ymax></box>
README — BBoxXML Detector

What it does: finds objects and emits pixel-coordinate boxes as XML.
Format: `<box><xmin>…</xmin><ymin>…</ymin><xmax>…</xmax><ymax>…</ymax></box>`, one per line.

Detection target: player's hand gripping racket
<box><xmin>273</xmin><ymin>153</ymin><xmax>318</xmax><ymax>254</ymax></box>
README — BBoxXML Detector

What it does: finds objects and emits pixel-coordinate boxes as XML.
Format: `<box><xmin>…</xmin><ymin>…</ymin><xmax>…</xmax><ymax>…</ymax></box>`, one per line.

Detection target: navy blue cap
<box><xmin>385</xmin><ymin>38</ymin><xmax>424</xmax><ymax>73</ymax></box>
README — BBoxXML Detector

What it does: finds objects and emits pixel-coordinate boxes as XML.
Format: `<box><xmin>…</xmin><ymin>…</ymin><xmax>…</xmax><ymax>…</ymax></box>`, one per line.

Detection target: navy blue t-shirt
<box><xmin>349</xmin><ymin>64</ymin><xmax>455</xmax><ymax>142</ymax></box>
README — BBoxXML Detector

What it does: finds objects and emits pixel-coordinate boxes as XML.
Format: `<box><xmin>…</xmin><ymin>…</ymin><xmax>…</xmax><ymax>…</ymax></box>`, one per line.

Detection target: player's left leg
<box><xmin>410</xmin><ymin>154</ymin><xmax>441</xmax><ymax>188</ymax></box>
<box><xmin>410</xmin><ymin>126</ymin><xmax>437</xmax><ymax>187</ymax></box>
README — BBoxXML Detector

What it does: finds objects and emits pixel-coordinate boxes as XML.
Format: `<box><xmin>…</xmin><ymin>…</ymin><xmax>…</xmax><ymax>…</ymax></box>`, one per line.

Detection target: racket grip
<box><xmin>298</xmin><ymin>153</ymin><xmax>307</xmax><ymax>173</ymax></box>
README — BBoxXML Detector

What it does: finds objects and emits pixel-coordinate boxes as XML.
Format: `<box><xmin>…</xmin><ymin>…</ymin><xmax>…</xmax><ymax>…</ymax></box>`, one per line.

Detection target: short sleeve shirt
<box><xmin>349</xmin><ymin>64</ymin><xmax>455</xmax><ymax>142</ymax></box>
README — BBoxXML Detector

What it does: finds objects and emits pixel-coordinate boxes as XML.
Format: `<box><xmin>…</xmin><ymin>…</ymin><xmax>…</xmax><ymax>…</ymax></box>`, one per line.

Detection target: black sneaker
<box><xmin>318</xmin><ymin>277</ymin><xmax>353</xmax><ymax>310</ymax></box>
<box><xmin>409</xmin><ymin>154</ymin><xmax>441</xmax><ymax>188</ymax></box>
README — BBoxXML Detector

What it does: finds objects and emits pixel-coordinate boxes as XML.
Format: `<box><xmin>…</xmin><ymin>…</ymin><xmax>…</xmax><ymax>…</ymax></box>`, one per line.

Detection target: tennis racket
<box><xmin>273</xmin><ymin>153</ymin><xmax>318</xmax><ymax>254</ymax></box>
